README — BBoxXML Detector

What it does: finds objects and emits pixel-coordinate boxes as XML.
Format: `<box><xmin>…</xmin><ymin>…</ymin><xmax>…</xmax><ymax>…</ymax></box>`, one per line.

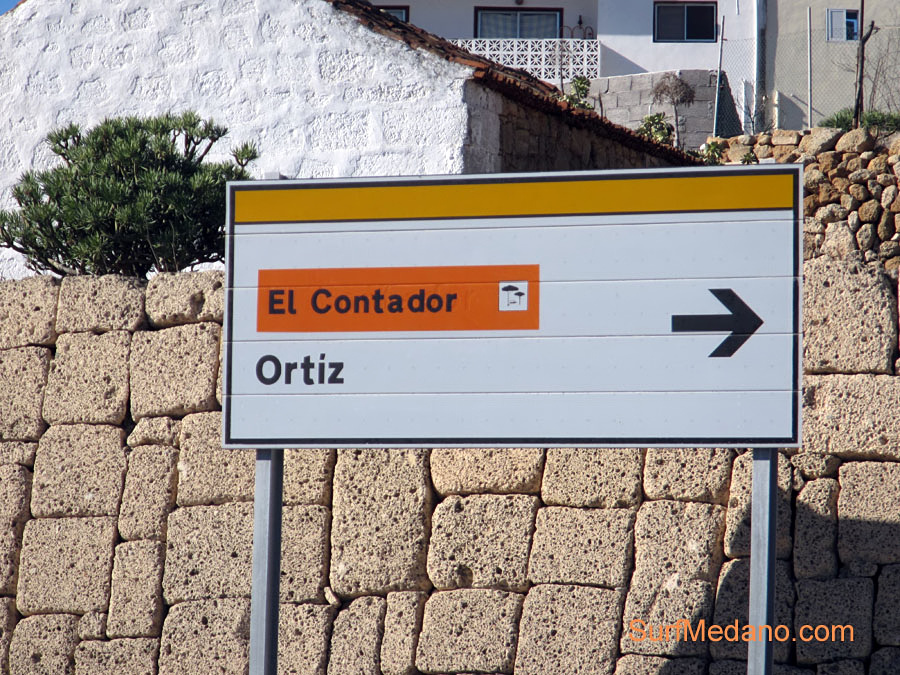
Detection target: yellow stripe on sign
<box><xmin>234</xmin><ymin>174</ymin><xmax>795</xmax><ymax>223</ymax></box>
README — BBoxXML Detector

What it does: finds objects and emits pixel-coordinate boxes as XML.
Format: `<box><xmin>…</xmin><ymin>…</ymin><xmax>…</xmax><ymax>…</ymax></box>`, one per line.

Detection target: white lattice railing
<box><xmin>450</xmin><ymin>38</ymin><xmax>601</xmax><ymax>83</ymax></box>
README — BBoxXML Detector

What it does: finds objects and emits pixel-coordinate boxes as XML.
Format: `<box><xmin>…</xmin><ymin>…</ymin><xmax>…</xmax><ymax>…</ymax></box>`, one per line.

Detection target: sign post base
<box><xmin>747</xmin><ymin>447</ymin><xmax>777</xmax><ymax>675</ymax></box>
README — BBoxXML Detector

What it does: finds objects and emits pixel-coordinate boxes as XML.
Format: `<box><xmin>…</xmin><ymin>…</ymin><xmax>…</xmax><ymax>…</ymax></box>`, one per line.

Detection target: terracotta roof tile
<box><xmin>325</xmin><ymin>0</ymin><xmax>697</xmax><ymax>165</ymax></box>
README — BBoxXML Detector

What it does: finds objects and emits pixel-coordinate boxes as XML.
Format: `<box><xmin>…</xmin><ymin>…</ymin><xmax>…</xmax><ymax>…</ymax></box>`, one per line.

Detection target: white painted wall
<box><xmin>0</xmin><ymin>0</ymin><xmax>476</xmax><ymax>279</ymax></box>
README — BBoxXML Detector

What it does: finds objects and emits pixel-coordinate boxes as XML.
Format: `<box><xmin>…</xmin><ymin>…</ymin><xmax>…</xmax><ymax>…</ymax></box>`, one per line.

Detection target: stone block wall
<box><xmin>0</xmin><ymin>258</ymin><xmax>900</xmax><ymax>674</ymax></box>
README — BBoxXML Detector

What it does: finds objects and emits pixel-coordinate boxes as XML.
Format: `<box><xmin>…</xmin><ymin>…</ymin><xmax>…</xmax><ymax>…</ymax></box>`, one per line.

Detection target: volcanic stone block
<box><xmin>8</xmin><ymin>614</ymin><xmax>79</xmax><ymax>675</ymax></box>
<box><xmin>74</xmin><ymin>638</ymin><xmax>158</xmax><ymax>675</ymax></box>
<box><xmin>278</xmin><ymin>603</ymin><xmax>333</xmax><ymax>675</ymax></box>
<box><xmin>16</xmin><ymin>517</ymin><xmax>117</xmax><ymax>615</ymax></box>
<box><xmin>875</xmin><ymin>564</ymin><xmax>900</xmax><ymax>644</ymax></box>
<box><xmin>724</xmin><ymin>451</ymin><xmax>792</xmax><ymax>558</ymax></box>
<box><xmin>430</xmin><ymin>448</ymin><xmax>544</xmax><ymax>495</ymax></box>
<box><xmin>331</xmin><ymin>449</ymin><xmax>431</xmax><ymax>596</ymax></box>
<box><xmin>711</xmin><ymin>559</ymin><xmax>795</xmax><ymax>662</ymax></box>
<box><xmin>163</xmin><ymin>503</ymin><xmax>329</xmax><ymax>604</ymax></box>
<box><xmin>56</xmin><ymin>274</ymin><xmax>145</xmax><ymax>333</ymax></box>
<box><xmin>0</xmin><ymin>463</ymin><xmax>31</xmax><ymax>594</ymax></box>
<box><xmin>795</xmin><ymin>578</ymin><xmax>872</xmax><ymax>662</ymax></box>
<box><xmin>118</xmin><ymin>444</ymin><xmax>178</xmax><ymax>541</ymax></box>
<box><xmin>177</xmin><ymin>412</ymin><xmax>253</xmax><ymax>506</ymax></box>
<box><xmin>643</xmin><ymin>448</ymin><xmax>734</xmax><ymax>504</ymax></box>
<box><xmin>817</xmin><ymin>661</ymin><xmax>865</xmax><ymax>675</ymax></box>
<box><xmin>416</xmin><ymin>590</ymin><xmax>523</xmax><ymax>674</ymax></box>
<box><xmin>284</xmin><ymin>448</ymin><xmax>335</xmax><ymax>506</ymax></box>
<box><xmin>127</xmin><ymin>416</ymin><xmax>181</xmax><ymax>447</ymax></box>
<box><xmin>77</xmin><ymin>612</ymin><xmax>107</xmax><ymax>640</ymax></box>
<box><xmin>516</xmin><ymin>584</ymin><xmax>623</xmax><ymax>675</ymax></box>
<box><xmin>0</xmin><ymin>346</ymin><xmax>50</xmax><ymax>441</ymax></box>
<box><xmin>0</xmin><ymin>276</ymin><xmax>58</xmax><ymax>349</ymax></box>
<box><xmin>42</xmin><ymin>331</ymin><xmax>131</xmax><ymax>424</ymax></box>
<box><xmin>381</xmin><ymin>592</ymin><xmax>427</xmax><ymax>675</ymax></box>
<box><xmin>0</xmin><ymin>526</ymin><xmax>22</xmax><ymax>597</ymax></box>
<box><xmin>0</xmin><ymin>597</ymin><xmax>17</xmax><ymax>675</ymax></box>
<box><xmin>130</xmin><ymin>322</ymin><xmax>220</xmax><ymax>419</ymax></box>
<box><xmin>838</xmin><ymin>462</ymin><xmax>900</xmax><ymax>564</ymax></box>
<box><xmin>145</xmin><ymin>270</ymin><xmax>225</xmax><ymax>327</ymax></box>
<box><xmin>428</xmin><ymin>494</ymin><xmax>538</xmax><ymax>591</ymax></box>
<box><xmin>327</xmin><ymin>596</ymin><xmax>386</xmax><ymax>675</ymax></box>
<box><xmin>794</xmin><ymin>479</ymin><xmax>839</xmax><ymax>579</ymax></box>
<box><xmin>620</xmin><ymin>575</ymin><xmax>715</xmax><ymax>657</ymax></box>
<box><xmin>528</xmin><ymin>506</ymin><xmax>634</xmax><ymax>587</ymax></box>
<box><xmin>870</xmin><ymin>648</ymin><xmax>900</xmax><ymax>675</ymax></box>
<box><xmin>158</xmin><ymin>598</ymin><xmax>249</xmax><ymax>675</ymax></box>
<box><xmin>791</xmin><ymin>453</ymin><xmax>840</xmax><ymax>479</ymax></box>
<box><xmin>803</xmin><ymin>257</ymin><xmax>896</xmax><ymax>374</ymax></box>
<box><xmin>710</xmin><ymin>664</ymin><xmax>815</xmax><ymax>675</ymax></box>
<box><xmin>0</xmin><ymin>441</ymin><xmax>37</xmax><ymax>466</ymax></box>
<box><xmin>542</xmin><ymin>448</ymin><xmax>642</xmax><ymax>507</ymax></box>
<box><xmin>107</xmin><ymin>541</ymin><xmax>164</xmax><ymax>638</ymax></box>
<box><xmin>614</xmin><ymin>655</ymin><xmax>705</xmax><ymax>675</ymax></box>
<box><xmin>803</xmin><ymin>375</ymin><xmax>900</xmax><ymax>459</ymax></box>
<box><xmin>31</xmin><ymin>424</ymin><xmax>126</xmax><ymax>518</ymax></box>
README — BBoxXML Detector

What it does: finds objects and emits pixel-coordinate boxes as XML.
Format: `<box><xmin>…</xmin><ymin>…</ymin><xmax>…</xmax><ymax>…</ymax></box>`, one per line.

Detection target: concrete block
<box><xmin>0</xmin><ymin>276</ymin><xmax>58</xmax><ymax>349</ymax></box>
<box><xmin>643</xmin><ymin>448</ymin><xmax>734</xmax><ymax>504</ymax></box>
<box><xmin>416</xmin><ymin>589</ymin><xmax>523</xmax><ymax>674</ymax></box>
<box><xmin>16</xmin><ymin>517</ymin><xmax>117</xmax><ymax>615</ymax></box>
<box><xmin>803</xmin><ymin>257</ymin><xmax>896</xmax><ymax>373</ymax></box>
<box><xmin>0</xmin><ymin>463</ymin><xmax>31</xmax><ymax>594</ymax></box>
<box><xmin>118</xmin><ymin>444</ymin><xmax>178</xmax><ymax>541</ymax></box>
<box><xmin>838</xmin><ymin>462</ymin><xmax>900</xmax><ymax>564</ymax></box>
<box><xmin>793</xmin><ymin>478</ymin><xmax>839</xmax><ymax>579</ymax></box>
<box><xmin>107</xmin><ymin>541</ymin><xmax>164</xmax><ymax>638</ymax></box>
<box><xmin>163</xmin><ymin>503</ymin><xmax>329</xmax><ymax>604</ymax></box>
<box><xmin>516</xmin><ymin>584</ymin><xmax>623</xmax><ymax>675</ymax></box>
<box><xmin>614</xmin><ymin>655</ymin><xmax>705</xmax><ymax>675</ymax></box>
<box><xmin>428</xmin><ymin>494</ymin><xmax>538</xmax><ymax>591</ymax></box>
<box><xmin>31</xmin><ymin>424</ymin><xmax>126</xmax><ymax>517</ymax></box>
<box><xmin>8</xmin><ymin>614</ymin><xmax>79</xmax><ymax>675</ymax></box>
<box><xmin>127</xmin><ymin>416</ymin><xmax>181</xmax><ymax>447</ymax></box>
<box><xmin>278</xmin><ymin>603</ymin><xmax>333</xmax><ymax>675</ymax></box>
<box><xmin>77</xmin><ymin>612</ymin><xmax>106</xmax><ymax>640</ymax></box>
<box><xmin>42</xmin><ymin>331</ymin><xmax>130</xmax><ymax>424</ymax></box>
<box><xmin>620</xmin><ymin>574</ymin><xmax>714</xmax><ymax>657</ymax></box>
<box><xmin>634</xmin><ymin>500</ymin><xmax>725</xmax><ymax>582</ymax></box>
<box><xmin>327</xmin><ymin>596</ymin><xmax>386</xmax><ymax>675</ymax></box>
<box><xmin>0</xmin><ymin>346</ymin><xmax>50</xmax><ymax>441</ymax></box>
<box><xmin>804</xmin><ymin>375</ymin><xmax>900</xmax><ymax>458</ymax></box>
<box><xmin>710</xmin><ymin>559</ymin><xmax>795</xmax><ymax>662</ymax></box>
<box><xmin>870</xmin><ymin>647</ymin><xmax>900</xmax><ymax>675</ymax></box>
<box><xmin>145</xmin><ymin>270</ymin><xmax>225</xmax><ymax>327</ymax></box>
<box><xmin>724</xmin><ymin>451</ymin><xmax>792</xmax><ymax>558</ymax></box>
<box><xmin>528</xmin><ymin>506</ymin><xmax>635</xmax><ymax>587</ymax></box>
<box><xmin>74</xmin><ymin>638</ymin><xmax>158</xmax><ymax>675</ymax></box>
<box><xmin>0</xmin><ymin>597</ymin><xmax>17</xmax><ymax>675</ymax></box>
<box><xmin>0</xmin><ymin>441</ymin><xmax>37</xmax><ymax>466</ymax></box>
<box><xmin>284</xmin><ymin>448</ymin><xmax>335</xmax><ymax>506</ymax></box>
<box><xmin>331</xmin><ymin>448</ymin><xmax>431</xmax><ymax>597</ymax></box>
<box><xmin>795</xmin><ymin>578</ymin><xmax>872</xmax><ymax>662</ymax></box>
<box><xmin>56</xmin><ymin>274</ymin><xmax>145</xmax><ymax>333</ymax></box>
<box><xmin>158</xmin><ymin>598</ymin><xmax>249</xmax><ymax>675</ymax></box>
<box><xmin>381</xmin><ymin>591</ymin><xmax>427</xmax><ymax>675</ymax></box>
<box><xmin>177</xmin><ymin>412</ymin><xmax>253</xmax><ymax>506</ymax></box>
<box><xmin>130</xmin><ymin>322</ymin><xmax>220</xmax><ymax>419</ymax></box>
<box><xmin>429</xmin><ymin>447</ymin><xmax>544</xmax><ymax>495</ymax></box>
<box><xmin>875</xmin><ymin>564</ymin><xmax>900</xmax><ymax>644</ymax></box>
<box><xmin>542</xmin><ymin>448</ymin><xmax>642</xmax><ymax>507</ymax></box>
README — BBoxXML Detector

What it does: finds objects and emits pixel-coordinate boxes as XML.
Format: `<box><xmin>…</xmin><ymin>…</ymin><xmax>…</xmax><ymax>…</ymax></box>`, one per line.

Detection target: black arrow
<box><xmin>671</xmin><ymin>289</ymin><xmax>763</xmax><ymax>358</ymax></box>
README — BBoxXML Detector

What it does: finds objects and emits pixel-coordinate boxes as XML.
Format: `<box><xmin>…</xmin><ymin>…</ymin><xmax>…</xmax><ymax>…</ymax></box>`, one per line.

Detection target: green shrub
<box><xmin>636</xmin><ymin>113</ymin><xmax>674</xmax><ymax>145</ymax></box>
<box><xmin>561</xmin><ymin>75</ymin><xmax>594</xmax><ymax>110</ymax></box>
<box><xmin>0</xmin><ymin>111</ymin><xmax>258</xmax><ymax>277</ymax></box>
<box><xmin>819</xmin><ymin>107</ymin><xmax>900</xmax><ymax>133</ymax></box>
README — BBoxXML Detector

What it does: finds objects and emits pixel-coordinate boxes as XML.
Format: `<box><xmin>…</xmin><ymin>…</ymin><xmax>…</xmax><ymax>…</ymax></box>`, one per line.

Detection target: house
<box><xmin>0</xmin><ymin>0</ymin><xmax>688</xmax><ymax>279</ymax></box>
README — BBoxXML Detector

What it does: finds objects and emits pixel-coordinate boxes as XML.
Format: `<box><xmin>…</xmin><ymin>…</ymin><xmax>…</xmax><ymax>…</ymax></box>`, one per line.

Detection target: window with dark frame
<box><xmin>653</xmin><ymin>2</ymin><xmax>717</xmax><ymax>42</ymax></box>
<box><xmin>826</xmin><ymin>8</ymin><xmax>859</xmax><ymax>41</ymax></box>
<box><xmin>475</xmin><ymin>8</ymin><xmax>562</xmax><ymax>39</ymax></box>
<box><xmin>377</xmin><ymin>5</ymin><xmax>409</xmax><ymax>22</ymax></box>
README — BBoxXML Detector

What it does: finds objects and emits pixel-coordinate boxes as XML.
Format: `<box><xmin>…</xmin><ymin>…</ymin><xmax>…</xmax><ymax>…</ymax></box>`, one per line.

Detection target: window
<box><xmin>475</xmin><ymin>9</ymin><xmax>562</xmax><ymax>39</ymax></box>
<box><xmin>826</xmin><ymin>9</ymin><xmax>859</xmax><ymax>41</ymax></box>
<box><xmin>654</xmin><ymin>2</ymin><xmax>717</xmax><ymax>42</ymax></box>
<box><xmin>377</xmin><ymin>5</ymin><xmax>409</xmax><ymax>22</ymax></box>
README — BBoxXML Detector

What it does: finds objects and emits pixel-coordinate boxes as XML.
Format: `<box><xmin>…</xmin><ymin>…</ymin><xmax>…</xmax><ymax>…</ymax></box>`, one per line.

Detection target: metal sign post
<box><xmin>748</xmin><ymin>448</ymin><xmax>778</xmax><ymax>675</ymax></box>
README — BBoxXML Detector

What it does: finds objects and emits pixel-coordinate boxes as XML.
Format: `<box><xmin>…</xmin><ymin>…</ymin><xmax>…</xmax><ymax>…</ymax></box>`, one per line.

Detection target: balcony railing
<box><xmin>449</xmin><ymin>38</ymin><xmax>601</xmax><ymax>83</ymax></box>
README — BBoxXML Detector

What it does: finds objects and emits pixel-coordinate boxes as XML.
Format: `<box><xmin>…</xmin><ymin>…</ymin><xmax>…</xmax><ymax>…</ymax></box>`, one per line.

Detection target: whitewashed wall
<box><xmin>0</xmin><ymin>0</ymin><xmax>476</xmax><ymax>279</ymax></box>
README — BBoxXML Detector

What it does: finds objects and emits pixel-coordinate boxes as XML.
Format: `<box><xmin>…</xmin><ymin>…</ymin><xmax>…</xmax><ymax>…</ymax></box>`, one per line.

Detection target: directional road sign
<box><xmin>223</xmin><ymin>166</ymin><xmax>801</xmax><ymax>448</ymax></box>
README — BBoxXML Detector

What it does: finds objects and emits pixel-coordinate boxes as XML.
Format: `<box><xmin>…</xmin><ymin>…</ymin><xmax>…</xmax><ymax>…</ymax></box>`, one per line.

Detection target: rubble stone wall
<box><xmin>1</xmin><ymin>235</ymin><xmax>900</xmax><ymax>674</ymax></box>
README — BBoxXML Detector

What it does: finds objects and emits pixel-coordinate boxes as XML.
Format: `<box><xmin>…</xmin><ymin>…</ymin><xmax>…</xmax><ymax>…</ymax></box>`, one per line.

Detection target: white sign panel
<box><xmin>223</xmin><ymin>166</ymin><xmax>801</xmax><ymax>448</ymax></box>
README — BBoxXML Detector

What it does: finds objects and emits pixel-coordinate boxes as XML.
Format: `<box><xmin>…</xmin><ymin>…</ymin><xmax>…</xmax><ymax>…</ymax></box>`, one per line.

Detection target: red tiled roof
<box><xmin>325</xmin><ymin>0</ymin><xmax>697</xmax><ymax>165</ymax></box>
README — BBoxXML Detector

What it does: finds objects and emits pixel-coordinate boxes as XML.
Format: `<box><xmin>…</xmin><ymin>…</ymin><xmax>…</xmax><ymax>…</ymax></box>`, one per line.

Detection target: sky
<box><xmin>0</xmin><ymin>0</ymin><xmax>17</xmax><ymax>15</ymax></box>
